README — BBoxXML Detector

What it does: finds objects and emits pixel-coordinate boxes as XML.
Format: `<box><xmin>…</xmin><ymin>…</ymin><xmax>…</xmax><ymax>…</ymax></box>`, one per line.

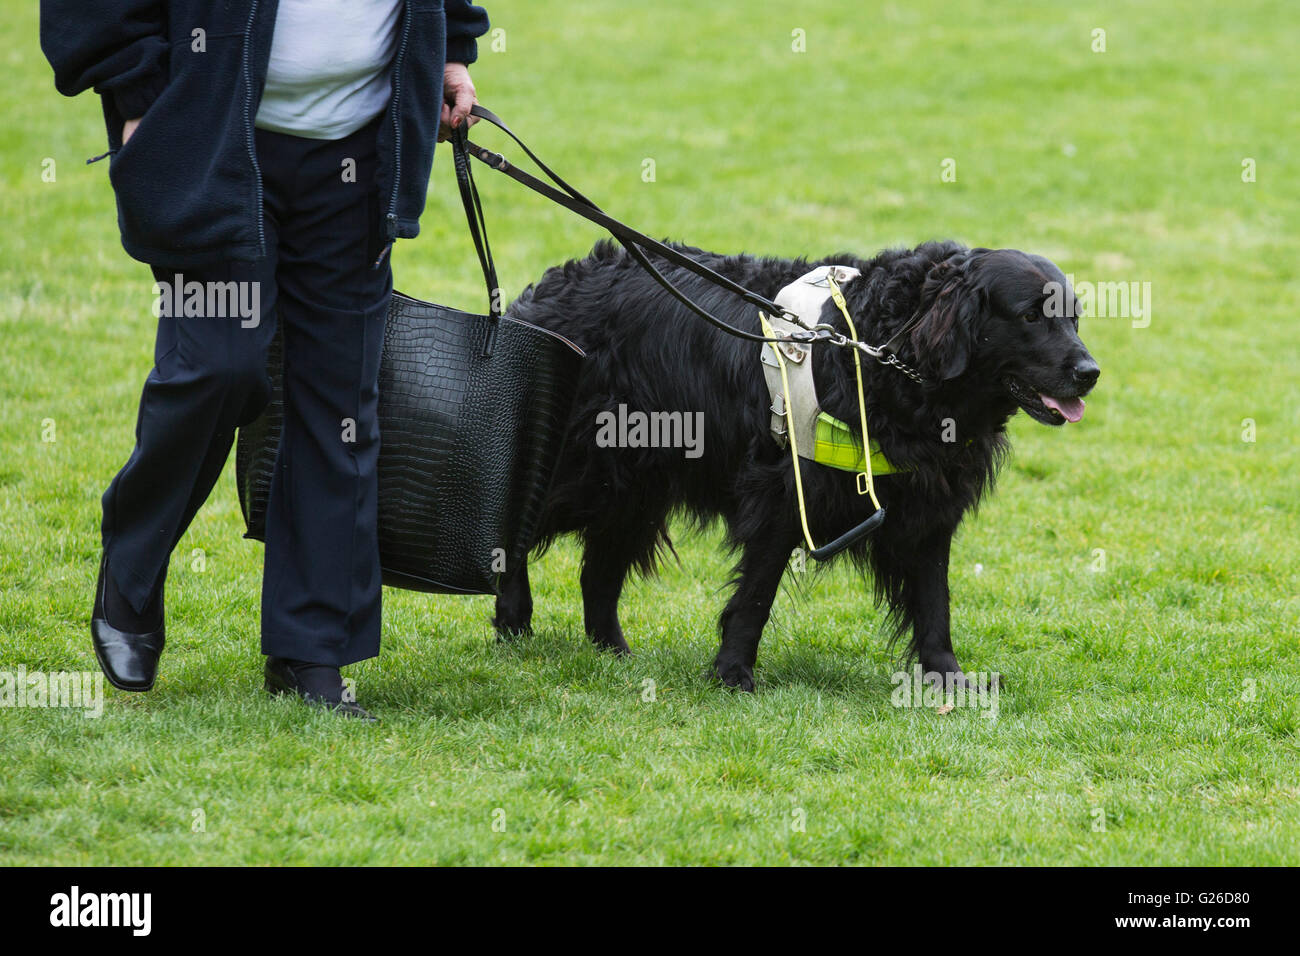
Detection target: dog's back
<box><xmin>508</xmin><ymin>240</ymin><xmax>847</xmax><ymax>549</ymax></box>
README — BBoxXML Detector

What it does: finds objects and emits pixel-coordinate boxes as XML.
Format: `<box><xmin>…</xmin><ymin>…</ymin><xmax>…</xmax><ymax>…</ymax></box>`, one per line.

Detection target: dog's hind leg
<box><xmin>493</xmin><ymin>562</ymin><xmax>534</xmax><ymax>640</ymax></box>
<box><xmin>713</xmin><ymin>525</ymin><xmax>799</xmax><ymax>692</ymax></box>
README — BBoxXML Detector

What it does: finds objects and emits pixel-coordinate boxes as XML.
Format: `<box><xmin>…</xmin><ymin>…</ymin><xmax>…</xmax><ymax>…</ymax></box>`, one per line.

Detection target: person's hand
<box><xmin>438</xmin><ymin>62</ymin><xmax>477</xmax><ymax>142</ymax></box>
<box><xmin>122</xmin><ymin>117</ymin><xmax>141</xmax><ymax>144</ymax></box>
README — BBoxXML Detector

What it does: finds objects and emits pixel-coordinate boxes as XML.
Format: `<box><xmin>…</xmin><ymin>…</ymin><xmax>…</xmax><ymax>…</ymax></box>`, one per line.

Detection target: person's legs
<box><xmin>95</xmin><ymin>117</ymin><xmax>387</xmax><ymax>708</ymax></box>
<box><xmin>256</xmin><ymin>118</ymin><xmax>390</xmax><ymax>673</ymax></box>
<box><xmin>93</xmin><ymin>232</ymin><xmax>279</xmax><ymax>690</ymax></box>
<box><xmin>98</xmin><ymin>254</ymin><xmax>279</xmax><ymax>616</ymax></box>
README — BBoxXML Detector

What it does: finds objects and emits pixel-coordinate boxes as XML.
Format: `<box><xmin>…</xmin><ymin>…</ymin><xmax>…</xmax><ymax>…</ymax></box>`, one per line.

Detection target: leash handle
<box><xmin>463</xmin><ymin>105</ymin><xmax>809</xmax><ymax>347</ymax></box>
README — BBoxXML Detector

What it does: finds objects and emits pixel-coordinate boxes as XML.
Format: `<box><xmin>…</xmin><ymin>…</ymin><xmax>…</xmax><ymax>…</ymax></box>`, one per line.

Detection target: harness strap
<box><xmin>760</xmin><ymin>311</ymin><xmax>821</xmax><ymax>555</ymax></box>
<box><xmin>827</xmin><ymin>273</ymin><xmax>883</xmax><ymax>512</ymax></box>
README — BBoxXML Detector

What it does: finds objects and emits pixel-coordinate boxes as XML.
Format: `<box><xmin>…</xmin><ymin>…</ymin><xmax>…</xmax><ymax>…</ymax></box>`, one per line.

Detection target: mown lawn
<box><xmin>1</xmin><ymin>0</ymin><xmax>1297</xmax><ymax>865</ymax></box>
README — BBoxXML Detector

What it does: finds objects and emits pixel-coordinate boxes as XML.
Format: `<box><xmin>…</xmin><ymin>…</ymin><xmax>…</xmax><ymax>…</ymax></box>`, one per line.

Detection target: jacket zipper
<box><xmin>375</xmin><ymin>4</ymin><xmax>412</xmax><ymax>267</ymax></box>
<box><xmin>242</xmin><ymin>0</ymin><xmax>266</xmax><ymax>258</ymax></box>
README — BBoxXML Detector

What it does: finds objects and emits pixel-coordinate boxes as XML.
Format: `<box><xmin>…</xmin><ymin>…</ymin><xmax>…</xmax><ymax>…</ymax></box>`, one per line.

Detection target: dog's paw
<box><xmin>588</xmin><ymin>631</ymin><xmax>632</xmax><ymax>655</ymax></box>
<box><xmin>919</xmin><ymin>658</ymin><xmax>996</xmax><ymax>694</ymax></box>
<box><xmin>492</xmin><ymin>620</ymin><xmax>532</xmax><ymax>642</ymax></box>
<box><xmin>713</xmin><ymin>658</ymin><xmax>755</xmax><ymax>692</ymax></box>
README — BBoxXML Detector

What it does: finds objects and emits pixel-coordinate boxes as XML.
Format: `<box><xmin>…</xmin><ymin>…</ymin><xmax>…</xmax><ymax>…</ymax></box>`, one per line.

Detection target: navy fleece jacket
<box><xmin>40</xmin><ymin>1</ymin><xmax>490</xmax><ymax>266</ymax></box>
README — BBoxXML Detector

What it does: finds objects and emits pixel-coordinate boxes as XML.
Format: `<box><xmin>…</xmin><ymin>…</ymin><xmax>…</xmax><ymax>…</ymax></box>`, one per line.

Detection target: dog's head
<box><xmin>908</xmin><ymin>248</ymin><xmax>1099</xmax><ymax>425</ymax></box>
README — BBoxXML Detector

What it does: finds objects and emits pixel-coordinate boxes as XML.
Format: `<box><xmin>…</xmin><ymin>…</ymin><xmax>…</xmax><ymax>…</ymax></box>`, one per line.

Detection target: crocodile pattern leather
<box><xmin>236</xmin><ymin>291</ymin><xmax>584</xmax><ymax>595</ymax></box>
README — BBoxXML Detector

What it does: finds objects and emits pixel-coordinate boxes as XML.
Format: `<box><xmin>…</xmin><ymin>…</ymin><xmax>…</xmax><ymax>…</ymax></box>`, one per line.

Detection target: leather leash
<box><xmin>455</xmin><ymin>106</ymin><xmax>838</xmax><ymax>349</ymax></box>
<box><xmin>456</xmin><ymin>106</ymin><xmax>933</xmax><ymax>386</ymax></box>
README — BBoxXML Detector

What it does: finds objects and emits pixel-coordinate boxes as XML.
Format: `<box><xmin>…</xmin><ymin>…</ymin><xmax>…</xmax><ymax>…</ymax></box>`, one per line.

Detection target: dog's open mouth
<box><xmin>1004</xmin><ymin>377</ymin><xmax>1086</xmax><ymax>426</ymax></box>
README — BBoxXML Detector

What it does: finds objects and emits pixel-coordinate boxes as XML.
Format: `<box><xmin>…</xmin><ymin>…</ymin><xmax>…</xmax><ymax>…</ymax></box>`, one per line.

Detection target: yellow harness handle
<box><xmin>825</xmin><ymin>274</ymin><xmax>882</xmax><ymax>513</ymax></box>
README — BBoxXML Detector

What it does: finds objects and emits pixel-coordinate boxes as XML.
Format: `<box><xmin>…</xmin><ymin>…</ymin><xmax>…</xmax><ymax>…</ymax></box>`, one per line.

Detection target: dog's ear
<box><xmin>909</xmin><ymin>255</ymin><xmax>986</xmax><ymax>381</ymax></box>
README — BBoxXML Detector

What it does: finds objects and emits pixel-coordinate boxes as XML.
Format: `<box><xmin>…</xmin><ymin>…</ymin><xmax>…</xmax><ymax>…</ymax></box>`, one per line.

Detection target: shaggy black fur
<box><xmin>494</xmin><ymin>239</ymin><xmax>1099</xmax><ymax>690</ymax></box>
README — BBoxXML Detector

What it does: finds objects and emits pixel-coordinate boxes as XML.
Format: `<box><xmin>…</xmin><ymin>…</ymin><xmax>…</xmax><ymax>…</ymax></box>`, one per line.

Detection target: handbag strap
<box><xmin>450</xmin><ymin>124</ymin><xmax>503</xmax><ymax>354</ymax></box>
<box><xmin>463</xmin><ymin>105</ymin><xmax>832</xmax><ymax>348</ymax></box>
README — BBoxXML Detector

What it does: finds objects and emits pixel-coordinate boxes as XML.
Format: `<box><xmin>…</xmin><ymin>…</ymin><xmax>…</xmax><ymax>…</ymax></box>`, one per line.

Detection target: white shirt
<box><xmin>255</xmin><ymin>0</ymin><xmax>405</xmax><ymax>140</ymax></box>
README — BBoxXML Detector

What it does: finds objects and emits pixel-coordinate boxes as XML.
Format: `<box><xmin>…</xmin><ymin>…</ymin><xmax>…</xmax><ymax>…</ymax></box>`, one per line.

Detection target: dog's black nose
<box><xmin>1072</xmin><ymin>359</ymin><xmax>1100</xmax><ymax>388</ymax></box>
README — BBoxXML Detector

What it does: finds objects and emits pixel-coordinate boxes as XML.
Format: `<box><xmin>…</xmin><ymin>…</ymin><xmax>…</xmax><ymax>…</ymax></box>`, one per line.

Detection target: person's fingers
<box><xmin>122</xmin><ymin>117</ymin><xmax>142</xmax><ymax>144</ymax></box>
<box><xmin>437</xmin><ymin>100</ymin><xmax>456</xmax><ymax>142</ymax></box>
<box><xmin>450</xmin><ymin>83</ymin><xmax>476</xmax><ymax>129</ymax></box>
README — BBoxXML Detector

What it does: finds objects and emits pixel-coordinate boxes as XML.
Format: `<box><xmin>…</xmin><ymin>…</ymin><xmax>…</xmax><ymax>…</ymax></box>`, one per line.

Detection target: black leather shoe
<box><xmin>91</xmin><ymin>554</ymin><xmax>165</xmax><ymax>692</ymax></box>
<box><xmin>264</xmin><ymin>656</ymin><xmax>377</xmax><ymax>721</ymax></box>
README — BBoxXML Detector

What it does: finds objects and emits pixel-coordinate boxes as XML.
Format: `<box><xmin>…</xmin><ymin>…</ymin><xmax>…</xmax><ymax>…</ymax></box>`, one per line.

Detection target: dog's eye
<box><xmin>1022</xmin><ymin>310</ymin><xmax>1042</xmax><ymax>323</ymax></box>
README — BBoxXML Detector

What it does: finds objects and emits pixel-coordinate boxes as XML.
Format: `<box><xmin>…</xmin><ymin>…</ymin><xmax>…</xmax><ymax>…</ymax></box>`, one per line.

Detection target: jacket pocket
<box><xmin>108</xmin><ymin>34</ymin><xmax>259</xmax><ymax>264</ymax></box>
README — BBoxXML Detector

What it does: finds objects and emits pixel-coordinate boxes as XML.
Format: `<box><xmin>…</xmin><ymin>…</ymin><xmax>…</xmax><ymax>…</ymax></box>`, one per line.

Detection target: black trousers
<box><xmin>102</xmin><ymin>117</ymin><xmax>391</xmax><ymax>667</ymax></box>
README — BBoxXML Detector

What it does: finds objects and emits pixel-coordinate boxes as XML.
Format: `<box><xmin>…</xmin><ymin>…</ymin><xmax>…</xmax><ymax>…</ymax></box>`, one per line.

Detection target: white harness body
<box><xmin>759</xmin><ymin>264</ymin><xmax>862</xmax><ymax>455</ymax></box>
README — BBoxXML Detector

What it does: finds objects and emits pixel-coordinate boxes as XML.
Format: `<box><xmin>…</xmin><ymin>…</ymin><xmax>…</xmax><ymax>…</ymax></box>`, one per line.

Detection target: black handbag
<box><xmin>235</xmin><ymin>126</ymin><xmax>584</xmax><ymax>595</ymax></box>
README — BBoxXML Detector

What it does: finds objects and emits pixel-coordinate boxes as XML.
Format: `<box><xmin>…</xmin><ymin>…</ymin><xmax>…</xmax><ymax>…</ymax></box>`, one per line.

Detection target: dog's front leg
<box><xmin>896</xmin><ymin>526</ymin><xmax>979</xmax><ymax>691</ymax></box>
<box><xmin>714</xmin><ymin>526</ymin><xmax>799</xmax><ymax>692</ymax></box>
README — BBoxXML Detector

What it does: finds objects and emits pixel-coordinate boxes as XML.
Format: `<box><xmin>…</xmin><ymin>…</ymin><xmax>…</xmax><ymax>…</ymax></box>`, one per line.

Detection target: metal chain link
<box><xmin>879</xmin><ymin>351</ymin><xmax>929</xmax><ymax>385</ymax></box>
<box><xmin>771</xmin><ymin>320</ymin><xmax>932</xmax><ymax>387</ymax></box>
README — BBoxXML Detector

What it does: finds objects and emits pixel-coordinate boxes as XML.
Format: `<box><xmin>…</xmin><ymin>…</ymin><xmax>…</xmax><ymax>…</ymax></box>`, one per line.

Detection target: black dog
<box><xmin>493</xmin><ymin>239</ymin><xmax>1099</xmax><ymax>690</ymax></box>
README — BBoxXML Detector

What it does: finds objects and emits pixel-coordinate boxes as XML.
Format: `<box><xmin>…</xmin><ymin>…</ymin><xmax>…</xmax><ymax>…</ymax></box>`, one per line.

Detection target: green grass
<box><xmin>2</xmin><ymin>0</ymin><xmax>1298</xmax><ymax>865</ymax></box>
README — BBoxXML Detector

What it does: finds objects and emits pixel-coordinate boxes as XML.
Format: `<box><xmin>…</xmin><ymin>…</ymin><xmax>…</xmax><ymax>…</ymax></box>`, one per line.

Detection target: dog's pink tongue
<box><xmin>1041</xmin><ymin>394</ymin><xmax>1085</xmax><ymax>422</ymax></box>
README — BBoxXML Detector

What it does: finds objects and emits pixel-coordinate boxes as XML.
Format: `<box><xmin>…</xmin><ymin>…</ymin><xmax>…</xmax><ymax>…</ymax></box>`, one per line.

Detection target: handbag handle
<box><xmin>450</xmin><ymin>123</ymin><xmax>503</xmax><ymax>356</ymax></box>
